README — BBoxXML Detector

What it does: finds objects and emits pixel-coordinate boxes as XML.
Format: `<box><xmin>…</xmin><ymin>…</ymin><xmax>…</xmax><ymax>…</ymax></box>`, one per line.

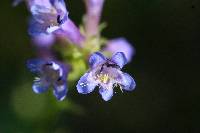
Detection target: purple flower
<box><xmin>104</xmin><ymin>38</ymin><xmax>135</xmax><ymax>62</ymax></box>
<box><xmin>27</xmin><ymin>59</ymin><xmax>68</xmax><ymax>101</ymax></box>
<box><xmin>28</xmin><ymin>0</ymin><xmax>68</xmax><ymax>35</ymax></box>
<box><xmin>85</xmin><ymin>0</ymin><xmax>104</xmax><ymax>17</ymax></box>
<box><xmin>28</xmin><ymin>0</ymin><xmax>85</xmax><ymax>45</ymax></box>
<box><xmin>84</xmin><ymin>0</ymin><xmax>105</xmax><ymax>36</ymax></box>
<box><xmin>76</xmin><ymin>52</ymin><xmax>136</xmax><ymax>101</ymax></box>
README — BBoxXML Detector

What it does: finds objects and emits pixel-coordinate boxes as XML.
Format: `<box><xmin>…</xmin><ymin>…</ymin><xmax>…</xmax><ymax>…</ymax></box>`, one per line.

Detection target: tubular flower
<box><xmin>28</xmin><ymin>0</ymin><xmax>84</xmax><ymax>46</ymax></box>
<box><xmin>84</xmin><ymin>0</ymin><xmax>105</xmax><ymax>36</ymax></box>
<box><xmin>27</xmin><ymin>59</ymin><xmax>68</xmax><ymax>101</ymax></box>
<box><xmin>76</xmin><ymin>52</ymin><xmax>136</xmax><ymax>101</ymax></box>
<box><xmin>28</xmin><ymin>0</ymin><xmax>69</xmax><ymax>35</ymax></box>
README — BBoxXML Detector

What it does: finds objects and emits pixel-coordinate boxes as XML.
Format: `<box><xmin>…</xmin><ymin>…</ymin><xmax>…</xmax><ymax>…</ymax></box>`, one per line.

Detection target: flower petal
<box><xmin>32</xmin><ymin>33</ymin><xmax>55</xmax><ymax>47</ymax></box>
<box><xmin>89</xmin><ymin>52</ymin><xmax>106</xmax><ymax>68</ymax></box>
<box><xmin>105</xmin><ymin>38</ymin><xmax>135</xmax><ymax>62</ymax></box>
<box><xmin>120</xmin><ymin>73</ymin><xmax>136</xmax><ymax>91</ymax></box>
<box><xmin>50</xmin><ymin>0</ymin><xmax>68</xmax><ymax>14</ymax></box>
<box><xmin>29</xmin><ymin>0</ymin><xmax>68</xmax><ymax>35</ymax></box>
<box><xmin>99</xmin><ymin>88</ymin><xmax>113</xmax><ymax>101</ymax></box>
<box><xmin>28</xmin><ymin>17</ymin><xmax>48</xmax><ymax>36</ymax></box>
<box><xmin>76</xmin><ymin>73</ymin><xmax>97</xmax><ymax>94</ymax></box>
<box><xmin>111</xmin><ymin>52</ymin><xmax>128</xmax><ymax>68</ymax></box>
<box><xmin>32</xmin><ymin>77</ymin><xmax>50</xmax><ymax>93</ymax></box>
<box><xmin>27</xmin><ymin>59</ymin><xmax>45</xmax><ymax>74</ymax></box>
<box><xmin>29</xmin><ymin>0</ymin><xmax>52</xmax><ymax>9</ymax></box>
<box><xmin>53</xmin><ymin>79</ymin><xmax>67</xmax><ymax>101</ymax></box>
<box><xmin>46</xmin><ymin>25</ymin><xmax>60</xmax><ymax>33</ymax></box>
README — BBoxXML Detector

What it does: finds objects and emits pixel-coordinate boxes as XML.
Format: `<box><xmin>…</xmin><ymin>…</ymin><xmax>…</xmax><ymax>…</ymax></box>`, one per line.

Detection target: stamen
<box><xmin>34</xmin><ymin>77</ymin><xmax>40</xmax><ymax>82</ymax></box>
<box><xmin>119</xmin><ymin>86</ymin><xmax>124</xmax><ymax>93</ymax></box>
<box><xmin>113</xmin><ymin>83</ymin><xmax>123</xmax><ymax>93</ymax></box>
<box><xmin>97</xmin><ymin>73</ymin><xmax>109</xmax><ymax>84</ymax></box>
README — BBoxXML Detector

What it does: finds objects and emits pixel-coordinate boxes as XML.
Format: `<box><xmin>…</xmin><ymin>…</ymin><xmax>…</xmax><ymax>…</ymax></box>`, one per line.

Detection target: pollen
<box><xmin>97</xmin><ymin>73</ymin><xmax>110</xmax><ymax>84</ymax></box>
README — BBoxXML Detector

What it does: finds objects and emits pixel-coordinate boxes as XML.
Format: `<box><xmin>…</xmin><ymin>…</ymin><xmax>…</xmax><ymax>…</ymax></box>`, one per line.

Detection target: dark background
<box><xmin>0</xmin><ymin>0</ymin><xmax>199</xmax><ymax>133</ymax></box>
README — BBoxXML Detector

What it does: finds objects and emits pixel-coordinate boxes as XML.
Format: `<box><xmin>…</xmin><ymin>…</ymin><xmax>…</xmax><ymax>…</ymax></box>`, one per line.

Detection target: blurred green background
<box><xmin>0</xmin><ymin>0</ymin><xmax>199</xmax><ymax>133</ymax></box>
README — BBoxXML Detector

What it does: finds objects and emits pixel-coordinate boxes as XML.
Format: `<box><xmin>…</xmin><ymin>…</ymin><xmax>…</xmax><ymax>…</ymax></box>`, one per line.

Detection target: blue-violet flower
<box><xmin>76</xmin><ymin>52</ymin><xmax>136</xmax><ymax>101</ymax></box>
<box><xmin>28</xmin><ymin>0</ymin><xmax>68</xmax><ymax>35</ymax></box>
<box><xmin>27</xmin><ymin>59</ymin><xmax>68</xmax><ymax>101</ymax></box>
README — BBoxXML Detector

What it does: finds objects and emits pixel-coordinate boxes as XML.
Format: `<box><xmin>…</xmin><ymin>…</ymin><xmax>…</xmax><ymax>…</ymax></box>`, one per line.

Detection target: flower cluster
<box><xmin>14</xmin><ymin>0</ymin><xmax>136</xmax><ymax>101</ymax></box>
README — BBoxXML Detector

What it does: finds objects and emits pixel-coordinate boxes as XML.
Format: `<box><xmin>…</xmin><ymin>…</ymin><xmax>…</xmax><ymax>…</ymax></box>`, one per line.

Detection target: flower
<box><xmin>27</xmin><ymin>59</ymin><xmax>68</xmax><ymax>101</ymax></box>
<box><xmin>76</xmin><ymin>52</ymin><xmax>136</xmax><ymax>101</ymax></box>
<box><xmin>27</xmin><ymin>0</ymin><xmax>85</xmax><ymax>46</ymax></box>
<box><xmin>85</xmin><ymin>0</ymin><xmax>104</xmax><ymax>15</ymax></box>
<box><xmin>104</xmin><ymin>38</ymin><xmax>135</xmax><ymax>62</ymax></box>
<box><xmin>84</xmin><ymin>0</ymin><xmax>105</xmax><ymax>36</ymax></box>
<box><xmin>28</xmin><ymin>0</ymin><xmax>69</xmax><ymax>35</ymax></box>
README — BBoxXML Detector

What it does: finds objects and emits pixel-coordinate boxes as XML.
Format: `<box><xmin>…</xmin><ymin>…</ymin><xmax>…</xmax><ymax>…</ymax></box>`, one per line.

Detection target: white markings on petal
<box><xmin>79</xmin><ymin>82</ymin><xmax>89</xmax><ymax>88</ymax></box>
<box><xmin>59</xmin><ymin>68</ymin><xmax>63</xmax><ymax>77</ymax></box>
<box><xmin>51</xmin><ymin>62</ymin><xmax>59</xmax><ymax>70</ymax></box>
<box><xmin>56</xmin><ymin>84</ymin><xmax>65</xmax><ymax>92</ymax></box>
<box><xmin>53</xmin><ymin>82</ymin><xmax>67</xmax><ymax>101</ymax></box>
<box><xmin>76</xmin><ymin>73</ymin><xmax>97</xmax><ymax>94</ymax></box>
<box><xmin>59</xmin><ymin>95</ymin><xmax>66</xmax><ymax>101</ymax></box>
<box><xmin>47</xmin><ymin>25</ymin><xmax>60</xmax><ymax>33</ymax></box>
<box><xmin>33</xmin><ymin>85</ymin><xmax>40</xmax><ymax>93</ymax></box>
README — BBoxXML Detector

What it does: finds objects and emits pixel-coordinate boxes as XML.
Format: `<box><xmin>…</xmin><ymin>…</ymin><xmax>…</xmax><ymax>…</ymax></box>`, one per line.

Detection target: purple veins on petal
<box><xmin>76</xmin><ymin>52</ymin><xmax>136</xmax><ymax>101</ymax></box>
<box><xmin>105</xmin><ymin>38</ymin><xmax>135</xmax><ymax>62</ymax></box>
<box><xmin>27</xmin><ymin>59</ymin><xmax>68</xmax><ymax>101</ymax></box>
